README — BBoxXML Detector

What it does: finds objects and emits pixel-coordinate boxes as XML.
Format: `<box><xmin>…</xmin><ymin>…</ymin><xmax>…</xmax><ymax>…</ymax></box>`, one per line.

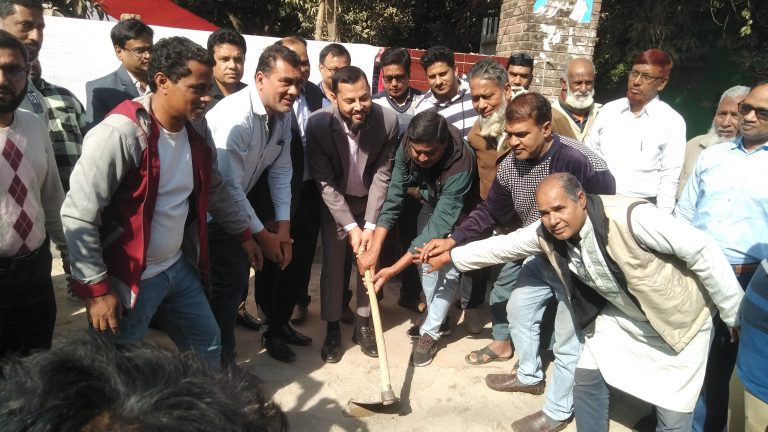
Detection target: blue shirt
<box><xmin>675</xmin><ymin>137</ymin><xmax>768</xmax><ymax>264</ymax></box>
<box><xmin>737</xmin><ymin>260</ymin><xmax>768</xmax><ymax>403</ymax></box>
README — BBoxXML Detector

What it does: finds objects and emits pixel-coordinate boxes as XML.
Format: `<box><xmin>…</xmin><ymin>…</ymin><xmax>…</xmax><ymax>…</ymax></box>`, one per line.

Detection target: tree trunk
<box><xmin>314</xmin><ymin>0</ymin><xmax>325</xmax><ymax>40</ymax></box>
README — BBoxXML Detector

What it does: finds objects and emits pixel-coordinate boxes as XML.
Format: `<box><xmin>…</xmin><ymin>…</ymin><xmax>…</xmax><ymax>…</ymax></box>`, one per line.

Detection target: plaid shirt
<box><xmin>35</xmin><ymin>78</ymin><xmax>85</xmax><ymax>191</ymax></box>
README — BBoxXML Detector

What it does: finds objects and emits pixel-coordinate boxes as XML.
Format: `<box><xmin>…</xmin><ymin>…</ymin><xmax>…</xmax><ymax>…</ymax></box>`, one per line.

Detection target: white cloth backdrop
<box><xmin>38</xmin><ymin>16</ymin><xmax>381</xmax><ymax>106</ymax></box>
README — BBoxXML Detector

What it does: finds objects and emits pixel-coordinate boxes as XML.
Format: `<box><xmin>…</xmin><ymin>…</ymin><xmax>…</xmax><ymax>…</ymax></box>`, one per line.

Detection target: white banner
<box><xmin>39</xmin><ymin>16</ymin><xmax>381</xmax><ymax>105</ymax></box>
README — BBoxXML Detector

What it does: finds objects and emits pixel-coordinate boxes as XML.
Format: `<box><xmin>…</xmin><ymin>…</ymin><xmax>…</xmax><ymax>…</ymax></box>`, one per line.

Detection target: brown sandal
<box><xmin>464</xmin><ymin>345</ymin><xmax>512</xmax><ymax>365</ymax></box>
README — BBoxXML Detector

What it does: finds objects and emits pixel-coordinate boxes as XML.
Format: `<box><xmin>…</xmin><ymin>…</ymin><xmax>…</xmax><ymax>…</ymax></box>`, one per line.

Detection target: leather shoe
<box><xmin>511</xmin><ymin>410</ymin><xmax>571</xmax><ymax>432</ymax></box>
<box><xmin>340</xmin><ymin>304</ymin><xmax>354</xmax><ymax>324</ymax></box>
<box><xmin>321</xmin><ymin>329</ymin><xmax>343</xmax><ymax>363</ymax></box>
<box><xmin>237</xmin><ymin>302</ymin><xmax>262</xmax><ymax>331</ymax></box>
<box><xmin>262</xmin><ymin>333</ymin><xmax>296</xmax><ymax>363</ymax></box>
<box><xmin>485</xmin><ymin>373</ymin><xmax>545</xmax><ymax>394</ymax></box>
<box><xmin>352</xmin><ymin>325</ymin><xmax>378</xmax><ymax>357</ymax></box>
<box><xmin>290</xmin><ymin>304</ymin><xmax>308</xmax><ymax>325</ymax></box>
<box><xmin>280</xmin><ymin>324</ymin><xmax>312</xmax><ymax>346</ymax></box>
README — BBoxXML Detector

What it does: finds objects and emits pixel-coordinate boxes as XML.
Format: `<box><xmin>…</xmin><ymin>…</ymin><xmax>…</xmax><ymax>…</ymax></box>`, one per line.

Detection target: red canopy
<box><xmin>98</xmin><ymin>0</ymin><xmax>219</xmax><ymax>31</ymax></box>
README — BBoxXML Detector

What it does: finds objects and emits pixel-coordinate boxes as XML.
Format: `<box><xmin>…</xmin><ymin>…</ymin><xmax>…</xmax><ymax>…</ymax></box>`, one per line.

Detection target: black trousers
<box><xmin>0</xmin><ymin>239</ymin><xmax>56</xmax><ymax>358</ymax></box>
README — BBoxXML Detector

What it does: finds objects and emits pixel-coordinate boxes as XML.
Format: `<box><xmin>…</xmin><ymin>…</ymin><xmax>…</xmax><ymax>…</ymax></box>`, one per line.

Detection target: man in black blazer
<box><xmin>84</xmin><ymin>18</ymin><xmax>153</xmax><ymax>130</ymax></box>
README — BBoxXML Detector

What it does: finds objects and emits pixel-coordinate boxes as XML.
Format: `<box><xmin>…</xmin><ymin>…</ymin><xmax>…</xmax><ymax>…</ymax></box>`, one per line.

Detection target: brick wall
<box><xmin>405</xmin><ymin>49</ymin><xmax>509</xmax><ymax>93</ymax></box>
<box><xmin>494</xmin><ymin>0</ymin><xmax>601</xmax><ymax>97</ymax></box>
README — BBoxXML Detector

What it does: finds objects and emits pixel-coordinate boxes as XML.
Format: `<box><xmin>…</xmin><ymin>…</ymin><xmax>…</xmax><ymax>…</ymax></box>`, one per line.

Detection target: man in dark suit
<box><xmin>84</xmin><ymin>18</ymin><xmax>153</xmax><ymax>130</ymax></box>
<box><xmin>307</xmin><ymin>66</ymin><xmax>399</xmax><ymax>363</ymax></box>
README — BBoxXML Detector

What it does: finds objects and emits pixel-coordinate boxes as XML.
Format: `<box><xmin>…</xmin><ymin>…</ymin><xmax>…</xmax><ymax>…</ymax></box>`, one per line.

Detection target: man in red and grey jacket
<box><xmin>61</xmin><ymin>37</ymin><xmax>261</xmax><ymax>368</ymax></box>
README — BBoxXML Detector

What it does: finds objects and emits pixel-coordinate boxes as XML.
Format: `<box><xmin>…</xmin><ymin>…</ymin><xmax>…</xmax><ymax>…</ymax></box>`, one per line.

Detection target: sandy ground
<box><xmin>50</xmin><ymin>250</ymin><xmax>650</xmax><ymax>431</ymax></box>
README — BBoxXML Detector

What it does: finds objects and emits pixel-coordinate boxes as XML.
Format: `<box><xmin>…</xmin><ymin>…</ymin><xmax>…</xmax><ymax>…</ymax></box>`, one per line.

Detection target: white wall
<box><xmin>38</xmin><ymin>16</ymin><xmax>381</xmax><ymax>104</ymax></box>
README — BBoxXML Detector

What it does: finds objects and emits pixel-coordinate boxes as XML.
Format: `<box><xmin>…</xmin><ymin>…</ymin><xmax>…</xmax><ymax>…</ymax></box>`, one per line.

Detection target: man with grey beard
<box><xmin>676</xmin><ymin>85</ymin><xmax>749</xmax><ymax>198</ymax></box>
<box><xmin>551</xmin><ymin>57</ymin><xmax>600</xmax><ymax>142</ymax></box>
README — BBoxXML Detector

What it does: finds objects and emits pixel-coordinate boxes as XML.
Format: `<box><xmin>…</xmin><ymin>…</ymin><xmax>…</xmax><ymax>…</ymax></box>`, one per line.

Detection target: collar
<box><xmin>387</xmin><ymin>87</ymin><xmax>415</xmax><ymax>107</ymax></box>
<box><xmin>619</xmin><ymin>95</ymin><xmax>660</xmax><ymax>117</ymax></box>
<box><xmin>731</xmin><ymin>136</ymin><xmax>768</xmax><ymax>153</ymax></box>
<box><xmin>341</xmin><ymin>116</ymin><xmax>359</xmax><ymax>139</ymax></box>
<box><xmin>427</xmin><ymin>79</ymin><xmax>468</xmax><ymax>108</ymax></box>
<box><xmin>571</xmin><ymin>215</ymin><xmax>594</xmax><ymax>246</ymax></box>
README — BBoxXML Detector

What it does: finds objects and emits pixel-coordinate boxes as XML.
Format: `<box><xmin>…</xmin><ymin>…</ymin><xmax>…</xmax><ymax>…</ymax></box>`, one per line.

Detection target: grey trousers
<box><xmin>319</xmin><ymin>195</ymin><xmax>370</xmax><ymax>322</ymax></box>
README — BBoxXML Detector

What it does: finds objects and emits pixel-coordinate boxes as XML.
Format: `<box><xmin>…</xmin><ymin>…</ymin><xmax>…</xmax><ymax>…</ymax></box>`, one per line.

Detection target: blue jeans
<box><xmin>508</xmin><ymin>255</ymin><xmax>581</xmax><ymax>422</ymax></box>
<box><xmin>416</xmin><ymin>202</ymin><xmax>459</xmax><ymax>339</ymax></box>
<box><xmin>489</xmin><ymin>260</ymin><xmax>522</xmax><ymax>341</ymax></box>
<box><xmin>114</xmin><ymin>257</ymin><xmax>221</xmax><ymax>368</ymax></box>
<box><xmin>575</xmin><ymin>367</ymin><xmax>693</xmax><ymax>431</ymax></box>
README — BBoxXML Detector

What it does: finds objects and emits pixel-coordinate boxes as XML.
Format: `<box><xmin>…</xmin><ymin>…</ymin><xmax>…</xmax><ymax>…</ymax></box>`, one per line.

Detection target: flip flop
<box><xmin>464</xmin><ymin>345</ymin><xmax>512</xmax><ymax>365</ymax></box>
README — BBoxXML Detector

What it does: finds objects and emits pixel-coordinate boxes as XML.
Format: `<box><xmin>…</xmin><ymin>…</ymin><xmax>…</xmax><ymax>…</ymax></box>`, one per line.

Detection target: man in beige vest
<box><xmin>425</xmin><ymin>172</ymin><xmax>742</xmax><ymax>432</ymax></box>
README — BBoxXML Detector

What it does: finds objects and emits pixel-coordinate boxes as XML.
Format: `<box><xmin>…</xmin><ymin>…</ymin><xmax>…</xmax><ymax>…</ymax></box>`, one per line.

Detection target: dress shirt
<box><xmin>676</xmin><ymin>137</ymin><xmax>768</xmax><ymax>264</ymax></box>
<box><xmin>206</xmin><ymin>85</ymin><xmax>292</xmax><ymax>234</ymax></box>
<box><xmin>586</xmin><ymin>96</ymin><xmax>685</xmax><ymax>212</ymax></box>
<box><xmin>128</xmin><ymin>71</ymin><xmax>150</xmax><ymax>96</ymax></box>
<box><xmin>340</xmin><ymin>120</ymin><xmax>375</xmax><ymax>232</ymax></box>
<box><xmin>36</xmin><ymin>78</ymin><xmax>85</xmax><ymax>190</ymax></box>
<box><xmin>293</xmin><ymin>91</ymin><xmax>312</xmax><ymax>181</ymax></box>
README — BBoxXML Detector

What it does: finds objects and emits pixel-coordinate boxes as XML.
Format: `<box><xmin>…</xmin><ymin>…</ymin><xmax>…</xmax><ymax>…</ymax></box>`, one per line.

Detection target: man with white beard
<box><xmin>551</xmin><ymin>58</ymin><xmax>600</xmax><ymax>142</ymax></box>
<box><xmin>676</xmin><ymin>85</ymin><xmax>749</xmax><ymax>198</ymax></box>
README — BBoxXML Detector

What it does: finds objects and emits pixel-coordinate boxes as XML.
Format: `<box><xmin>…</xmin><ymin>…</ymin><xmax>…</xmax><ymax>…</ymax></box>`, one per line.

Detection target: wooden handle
<box><xmin>364</xmin><ymin>270</ymin><xmax>393</xmax><ymax>395</ymax></box>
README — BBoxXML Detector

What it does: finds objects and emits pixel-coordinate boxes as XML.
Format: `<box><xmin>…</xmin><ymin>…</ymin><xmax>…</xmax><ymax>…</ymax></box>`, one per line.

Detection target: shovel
<box><xmin>343</xmin><ymin>269</ymin><xmax>399</xmax><ymax>417</ymax></box>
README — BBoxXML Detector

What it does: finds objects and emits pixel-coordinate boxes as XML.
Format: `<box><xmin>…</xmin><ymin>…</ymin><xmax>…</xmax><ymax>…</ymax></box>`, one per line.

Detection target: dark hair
<box><xmin>750</xmin><ymin>80</ymin><xmax>768</xmax><ymax>91</ymax></box>
<box><xmin>318</xmin><ymin>42</ymin><xmax>350</xmax><ymax>65</ymax></box>
<box><xmin>506</xmin><ymin>52</ymin><xmax>534</xmax><ymax>69</ymax></box>
<box><xmin>255</xmin><ymin>44</ymin><xmax>301</xmax><ymax>75</ymax></box>
<box><xmin>541</xmin><ymin>172</ymin><xmax>584</xmax><ymax>203</ymax></box>
<box><xmin>0</xmin><ymin>29</ymin><xmax>27</xmax><ymax>64</ymax></box>
<box><xmin>380</xmin><ymin>47</ymin><xmax>411</xmax><ymax>72</ymax></box>
<box><xmin>406</xmin><ymin>110</ymin><xmax>451</xmax><ymax>147</ymax></box>
<box><xmin>421</xmin><ymin>45</ymin><xmax>454</xmax><ymax>71</ymax></box>
<box><xmin>110</xmin><ymin>18</ymin><xmax>153</xmax><ymax>48</ymax></box>
<box><xmin>0</xmin><ymin>334</ymin><xmax>287</xmax><ymax>432</ymax></box>
<box><xmin>147</xmin><ymin>37</ymin><xmax>213</xmax><ymax>92</ymax></box>
<box><xmin>330</xmin><ymin>65</ymin><xmax>368</xmax><ymax>93</ymax></box>
<box><xmin>506</xmin><ymin>92</ymin><xmax>552</xmax><ymax>126</ymax></box>
<box><xmin>633</xmin><ymin>48</ymin><xmax>673</xmax><ymax>76</ymax></box>
<box><xmin>207</xmin><ymin>28</ymin><xmax>246</xmax><ymax>55</ymax></box>
<box><xmin>277</xmin><ymin>35</ymin><xmax>307</xmax><ymax>48</ymax></box>
<box><xmin>0</xmin><ymin>0</ymin><xmax>42</xmax><ymax>18</ymax></box>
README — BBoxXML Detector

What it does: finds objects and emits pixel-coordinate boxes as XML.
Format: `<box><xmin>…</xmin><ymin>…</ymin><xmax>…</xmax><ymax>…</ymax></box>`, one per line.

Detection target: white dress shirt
<box><xmin>206</xmin><ymin>85</ymin><xmax>292</xmax><ymax>234</ymax></box>
<box><xmin>585</xmin><ymin>97</ymin><xmax>686</xmax><ymax>212</ymax></box>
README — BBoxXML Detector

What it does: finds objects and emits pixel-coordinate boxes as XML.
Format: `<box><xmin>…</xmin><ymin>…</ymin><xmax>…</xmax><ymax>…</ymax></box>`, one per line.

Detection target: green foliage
<box><xmin>594</xmin><ymin>0</ymin><xmax>767</xmax><ymax>90</ymax></box>
<box><xmin>44</xmin><ymin>0</ymin><xmax>106</xmax><ymax>19</ymax></box>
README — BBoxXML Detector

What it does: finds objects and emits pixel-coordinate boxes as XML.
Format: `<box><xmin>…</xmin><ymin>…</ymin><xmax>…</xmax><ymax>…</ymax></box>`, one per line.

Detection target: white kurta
<box><xmin>451</xmin><ymin>199</ymin><xmax>743</xmax><ymax>413</ymax></box>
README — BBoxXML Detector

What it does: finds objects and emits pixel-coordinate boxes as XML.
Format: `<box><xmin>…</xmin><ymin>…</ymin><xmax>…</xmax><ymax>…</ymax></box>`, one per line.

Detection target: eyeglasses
<box><xmin>382</xmin><ymin>74</ymin><xmax>406</xmax><ymax>83</ymax></box>
<box><xmin>738</xmin><ymin>102</ymin><xmax>768</xmax><ymax>121</ymax></box>
<box><xmin>628</xmin><ymin>70</ymin><xmax>664</xmax><ymax>84</ymax></box>
<box><xmin>0</xmin><ymin>64</ymin><xmax>28</xmax><ymax>81</ymax></box>
<box><xmin>124</xmin><ymin>47</ymin><xmax>152</xmax><ymax>57</ymax></box>
<box><xmin>321</xmin><ymin>64</ymin><xmax>342</xmax><ymax>74</ymax></box>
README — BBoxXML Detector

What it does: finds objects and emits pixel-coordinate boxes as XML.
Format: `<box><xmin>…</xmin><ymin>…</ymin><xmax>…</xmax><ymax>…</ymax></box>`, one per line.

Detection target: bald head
<box><xmin>561</xmin><ymin>57</ymin><xmax>595</xmax><ymax>110</ymax></box>
<box><xmin>535</xmin><ymin>173</ymin><xmax>588</xmax><ymax>240</ymax></box>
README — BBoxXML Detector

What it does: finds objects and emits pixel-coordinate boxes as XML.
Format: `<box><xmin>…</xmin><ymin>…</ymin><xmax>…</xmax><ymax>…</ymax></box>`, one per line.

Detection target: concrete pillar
<box><xmin>495</xmin><ymin>0</ymin><xmax>602</xmax><ymax>97</ymax></box>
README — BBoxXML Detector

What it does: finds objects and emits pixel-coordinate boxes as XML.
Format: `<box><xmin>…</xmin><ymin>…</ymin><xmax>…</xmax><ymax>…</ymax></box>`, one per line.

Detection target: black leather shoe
<box><xmin>321</xmin><ymin>329</ymin><xmax>343</xmax><ymax>363</ymax></box>
<box><xmin>280</xmin><ymin>324</ymin><xmax>312</xmax><ymax>346</ymax></box>
<box><xmin>352</xmin><ymin>325</ymin><xmax>378</xmax><ymax>358</ymax></box>
<box><xmin>262</xmin><ymin>333</ymin><xmax>296</xmax><ymax>363</ymax></box>
<box><xmin>237</xmin><ymin>302</ymin><xmax>262</xmax><ymax>331</ymax></box>
<box><xmin>340</xmin><ymin>304</ymin><xmax>354</xmax><ymax>324</ymax></box>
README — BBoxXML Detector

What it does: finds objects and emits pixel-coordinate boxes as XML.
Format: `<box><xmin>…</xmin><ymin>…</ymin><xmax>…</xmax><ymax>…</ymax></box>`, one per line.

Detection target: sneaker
<box><xmin>461</xmin><ymin>308</ymin><xmax>482</xmax><ymax>334</ymax></box>
<box><xmin>407</xmin><ymin>318</ymin><xmax>450</xmax><ymax>339</ymax></box>
<box><xmin>412</xmin><ymin>334</ymin><xmax>438</xmax><ymax>366</ymax></box>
